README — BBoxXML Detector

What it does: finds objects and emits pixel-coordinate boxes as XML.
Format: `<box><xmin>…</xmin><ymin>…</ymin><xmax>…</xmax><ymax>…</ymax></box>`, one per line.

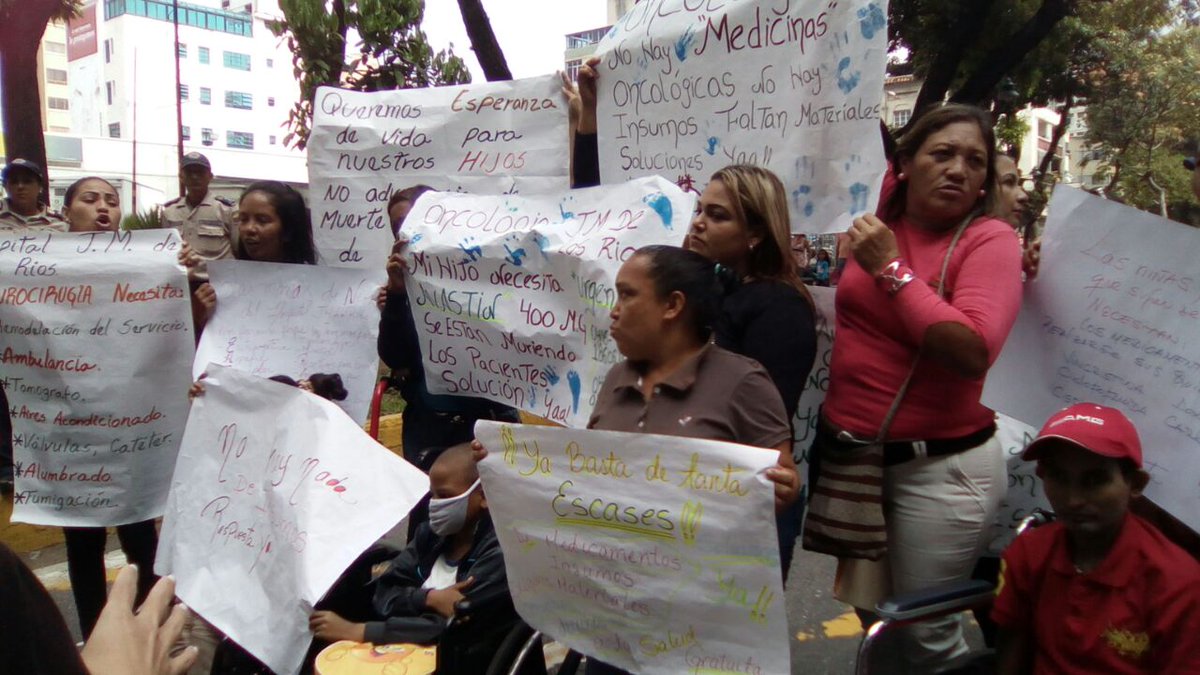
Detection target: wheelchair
<box><xmin>854</xmin><ymin>510</ymin><xmax>1054</xmax><ymax>675</ymax></box>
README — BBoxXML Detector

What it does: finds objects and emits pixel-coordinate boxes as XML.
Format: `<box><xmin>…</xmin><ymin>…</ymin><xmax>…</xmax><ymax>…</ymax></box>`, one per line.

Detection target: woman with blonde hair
<box><xmin>687</xmin><ymin>164</ymin><xmax>817</xmax><ymax>579</ymax></box>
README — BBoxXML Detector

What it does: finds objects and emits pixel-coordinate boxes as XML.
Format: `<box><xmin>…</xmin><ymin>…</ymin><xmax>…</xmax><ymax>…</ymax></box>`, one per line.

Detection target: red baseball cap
<box><xmin>1022</xmin><ymin>403</ymin><xmax>1142</xmax><ymax>467</ymax></box>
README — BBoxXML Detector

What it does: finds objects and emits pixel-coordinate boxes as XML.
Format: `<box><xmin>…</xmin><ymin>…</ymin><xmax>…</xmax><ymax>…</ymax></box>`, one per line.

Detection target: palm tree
<box><xmin>0</xmin><ymin>0</ymin><xmax>82</xmax><ymax>184</ymax></box>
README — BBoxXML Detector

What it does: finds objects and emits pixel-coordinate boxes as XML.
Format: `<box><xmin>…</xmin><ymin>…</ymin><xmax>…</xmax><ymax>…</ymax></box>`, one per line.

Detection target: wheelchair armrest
<box><xmin>875</xmin><ymin>579</ymin><xmax>994</xmax><ymax>623</ymax></box>
<box><xmin>452</xmin><ymin>586</ymin><xmax>513</xmax><ymax>619</ymax></box>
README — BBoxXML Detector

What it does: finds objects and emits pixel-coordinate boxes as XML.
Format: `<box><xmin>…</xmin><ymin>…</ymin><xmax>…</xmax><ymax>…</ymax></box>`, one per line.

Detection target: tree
<box><xmin>456</xmin><ymin>0</ymin><xmax>512</xmax><ymax>81</ymax></box>
<box><xmin>0</xmin><ymin>0</ymin><xmax>80</xmax><ymax>186</ymax></box>
<box><xmin>268</xmin><ymin>0</ymin><xmax>470</xmax><ymax>149</ymax></box>
<box><xmin>1080</xmin><ymin>25</ymin><xmax>1200</xmax><ymax>222</ymax></box>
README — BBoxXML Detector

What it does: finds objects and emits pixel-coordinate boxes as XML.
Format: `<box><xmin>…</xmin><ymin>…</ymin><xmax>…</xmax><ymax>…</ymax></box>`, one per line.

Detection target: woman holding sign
<box><xmin>811</xmin><ymin>104</ymin><xmax>1023</xmax><ymax>669</ymax></box>
<box><xmin>187</xmin><ymin>181</ymin><xmax>317</xmax><ymax>325</ymax></box>
<box><xmin>477</xmin><ymin>245</ymin><xmax>799</xmax><ymax>675</ymax></box>
<box><xmin>56</xmin><ymin>177</ymin><xmax>163</xmax><ymax>639</ymax></box>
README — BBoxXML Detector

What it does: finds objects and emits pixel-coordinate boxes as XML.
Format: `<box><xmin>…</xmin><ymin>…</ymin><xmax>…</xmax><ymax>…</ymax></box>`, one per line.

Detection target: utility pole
<box><xmin>173</xmin><ymin>0</ymin><xmax>184</xmax><ymax>197</ymax></box>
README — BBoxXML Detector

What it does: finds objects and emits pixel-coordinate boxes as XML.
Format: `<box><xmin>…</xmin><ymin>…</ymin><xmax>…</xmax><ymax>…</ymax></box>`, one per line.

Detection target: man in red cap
<box><xmin>994</xmin><ymin>403</ymin><xmax>1200</xmax><ymax>674</ymax></box>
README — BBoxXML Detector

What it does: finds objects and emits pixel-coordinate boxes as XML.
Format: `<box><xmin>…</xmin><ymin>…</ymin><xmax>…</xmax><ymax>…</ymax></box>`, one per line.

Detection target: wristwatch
<box><xmin>876</xmin><ymin>258</ymin><xmax>915</xmax><ymax>295</ymax></box>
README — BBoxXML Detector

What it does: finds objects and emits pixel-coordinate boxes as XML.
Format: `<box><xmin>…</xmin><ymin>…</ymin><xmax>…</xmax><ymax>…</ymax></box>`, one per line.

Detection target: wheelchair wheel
<box><xmin>483</xmin><ymin>622</ymin><xmax>544</xmax><ymax>675</ymax></box>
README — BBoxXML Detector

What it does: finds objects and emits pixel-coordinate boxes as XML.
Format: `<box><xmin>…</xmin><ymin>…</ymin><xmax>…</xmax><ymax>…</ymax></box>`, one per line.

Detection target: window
<box><xmin>1038</xmin><ymin>119</ymin><xmax>1053</xmax><ymax>141</ymax></box>
<box><xmin>105</xmin><ymin>81</ymin><xmax>115</xmax><ymax>105</ymax></box>
<box><xmin>108</xmin><ymin>123</ymin><xmax>121</xmax><ymax>138</ymax></box>
<box><xmin>892</xmin><ymin>109</ymin><xmax>912</xmax><ymax>127</ymax></box>
<box><xmin>266</xmin><ymin>58</ymin><xmax>273</xmax><ymax>68</ymax></box>
<box><xmin>201</xmin><ymin>128</ymin><xmax>215</xmax><ymax>146</ymax></box>
<box><xmin>267</xmin><ymin>96</ymin><xmax>275</xmax><ymax>107</ymax></box>
<box><xmin>200</xmin><ymin>87</ymin><xmax>211</xmax><ymax>105</ymax></box>
<box><xmin>179</xmin><ymin>84</ymin><xmax>189</xmax><ymax>100</ymax></box>
<box><xmin>222</xmin><ymin>51</ymin><xmax>251</xmax><ymax>71</ymax></box>
<box><xmin>182</xmin><ymin>126</ymin><xmax>191</xmax><ymax>140</ymax></box>
<box><xmin>224</xmin><ymin>91</ymin><xmax>252</xmax><ymax>110</ymax></box>
<box><xmin>177</xmin><ymin>43</ymin><xmax>187</xmax><ymax>58</ymax></box>
<box><xmin>46</xmin><ymin>68</ymin><xmax>68</xmax><ymax>84</ymax></box>
<box><xmin>226</xmin><ymin>131</ymin><xmax>254</xmax><ymax>149</ymax></box>
<box><xmin>198</xmin><ymin>46</ymin><xmax>209</xmax><ymax>64</ymax></box>
<box><xmin>48</xmin><ymin>97</ymin><xmax>70</xmax><ymax>110</ymax></box>
<box><xmin>269</xmin><ymin>135</ymin><xmax>276</xmax><ymax>145</ymax></box>
<box><xmin>45</xmin><ymin>41</ymin><xmax>66</xmax><ymax>54</ymax></box>
<box><xmin>104</xmin><ymin>38</ymin><xmax>113</xmax><ymax>63</ymax></box>
<box><xmin>103</xmin><ymin>0</ymin><xmax>252</xmax><ymax>37</ymax></box>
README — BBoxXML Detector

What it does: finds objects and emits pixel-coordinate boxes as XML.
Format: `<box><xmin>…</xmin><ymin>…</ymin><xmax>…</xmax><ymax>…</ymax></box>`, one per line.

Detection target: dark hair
<box><xmin>307</xmin><ymin>373</ymin><xmax>348</xmax><ymax>401</ymax></box>
<box><xmin>883</xmin><ymin>104</ymin><xmax>998</xmax><ymax>222</ymax></box>
<box><xmin>388</xmin><ymin>184</ymin><xmax>434</xmax><ymax>238</ymax></box>
<box><xmin>635</xmin><ymin>245</ymin><xmax>722</xmax><ymax>343</ymax></box>
<box><xmin>235</xmin><ymin>181</ymin><xmax>316</xmax><ymax>264</ymax></box>
<box><xmin>64</xmin><ymin>176</ymin><xmax>117</xmax><ymax>207</ymax></box>
<box><xmin>268</xmin><ymin>375</ymin><xmax>299</xmax><ymax>387</ymax></box>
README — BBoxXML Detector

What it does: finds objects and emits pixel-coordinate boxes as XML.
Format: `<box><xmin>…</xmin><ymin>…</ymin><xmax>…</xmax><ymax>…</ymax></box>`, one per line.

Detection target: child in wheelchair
<box><xmin>993</xmin><ymin>403</ymin><xmax>1200</xmax><ymax>674</ymax></box>
<box><xmin>304</xmin><ymin>442</ymin><xmax>514</xmax><ymax>670</ymax></box>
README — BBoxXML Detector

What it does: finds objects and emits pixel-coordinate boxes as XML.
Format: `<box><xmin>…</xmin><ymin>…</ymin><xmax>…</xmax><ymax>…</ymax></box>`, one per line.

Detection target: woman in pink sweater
<box><xmin>819</xmin><ymin>104</ymin><xmax>1024</xmax><ymax>668</ymax></box>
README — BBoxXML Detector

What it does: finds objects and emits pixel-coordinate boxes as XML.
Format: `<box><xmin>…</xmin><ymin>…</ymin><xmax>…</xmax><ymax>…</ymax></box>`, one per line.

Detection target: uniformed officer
<box><xmin>0</xmin><ymin>158</ymin><xmax>68</xmax><ymax>231</ymax></box>
<box><xmin>161</xmin><ymin>151</ymin><xmax>236</xmax><ymax>281</ymax></box>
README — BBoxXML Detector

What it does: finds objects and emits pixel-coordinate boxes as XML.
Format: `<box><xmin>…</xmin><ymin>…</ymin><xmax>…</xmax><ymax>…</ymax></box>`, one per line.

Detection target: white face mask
<box><xmin>428</xmin><ymin>479</ymin><xmax>481</xmax><ymax>537</ymax></box>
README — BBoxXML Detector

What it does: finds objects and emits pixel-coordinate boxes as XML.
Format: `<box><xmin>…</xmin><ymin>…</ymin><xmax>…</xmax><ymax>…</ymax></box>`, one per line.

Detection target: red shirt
<box><xmin>992</xmin><ymin>514</ymin><xmax>1200</xmax><ymax>674</ymax></box>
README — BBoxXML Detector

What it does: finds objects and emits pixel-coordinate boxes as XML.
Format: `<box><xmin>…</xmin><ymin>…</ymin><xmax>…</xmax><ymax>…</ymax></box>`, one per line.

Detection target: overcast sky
<box><xmin>422</xmin><ymin>1</ymin><xmax>609</xmax><ymax>80</ymax></box>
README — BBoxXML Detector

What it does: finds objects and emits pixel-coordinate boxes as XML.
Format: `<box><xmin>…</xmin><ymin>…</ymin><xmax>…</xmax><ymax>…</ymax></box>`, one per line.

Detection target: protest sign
<box><xmin>792</xmin><ymin>286</ymin><xmax>835</xmax><ymax>465</ymax></box>
<box><xmin>193</xmin><ymin>260</ymin><xmax>381</xmax><ymax>423</ymax></box>
<box><xmin>984</xmin><ymin>186</ymin><xmax>1200</xmax><ymax>532</ymax></box>
<box><xmin>594</xmin><ymin>0</ymin><xmax>888</xmax><ymax>232</ymax></box>
<box><xmin>475</xmin><ymin>421</ymin><xmax>789</xmax><ymax>675</ymax></box>
<box><xmin>0</xmin><ymin>230</ymin><xmax>194</xmax><ymax>526</ymax></box>
<box><xmin>308</xmin><ymin>75</ymin><xmax>570</xmax><ymax>270</ymax></box>
<box><xmin>157</xmin><ymin>364</ymin><xmax>428</xmax><ymax>675</ymax></box>
<box><xmin>404</xmin><ymin>176</ymin><xmax>692</xmax><ymax>428</ymax></box>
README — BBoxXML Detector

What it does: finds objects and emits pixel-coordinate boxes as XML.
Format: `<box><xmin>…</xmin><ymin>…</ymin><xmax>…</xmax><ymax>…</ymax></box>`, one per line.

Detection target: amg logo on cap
<box><xmin>1052</xmin><ymin>414</ymin><xmax>1104</xmax><ymax>426</ymax></box>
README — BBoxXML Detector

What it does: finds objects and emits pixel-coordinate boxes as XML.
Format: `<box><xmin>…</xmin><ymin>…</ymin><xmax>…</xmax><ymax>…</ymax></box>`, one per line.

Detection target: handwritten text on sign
<box><xmin>0</xmin><ymin>230</ymin><xmax>194</xmax><ymax>526</ymax></box>
<box><xmin>405</xmin><ymin>177</ymin><xmax>692</xmax><ymax>428</ymax></box>
<box><xmin>308</xmin><ymin>75</ymin><xmax>570</xmax><ymax>270</ymax></box>
<box><xmin>595</xmin><ymin>0</ymin><xmax>888</xmax><ymax>232</ymax></box>
<box><xmin>193</xmin><ymin>260</ymin><xmax>382</xmax><ymax>424</ymax></box>
<box><xmin>984</xmin><ymin>186</ymin><xmax>1200</xmax><ymax>532</ymax></box>
<box><xmin>476</xmin><ymin>421</ymin><xmax>789</xmax><ymax>675</ymax></box>
<box><xmin>157</xmin><ymin>365</ymin><xmax>428</xmax><ymax>675</ymax></box>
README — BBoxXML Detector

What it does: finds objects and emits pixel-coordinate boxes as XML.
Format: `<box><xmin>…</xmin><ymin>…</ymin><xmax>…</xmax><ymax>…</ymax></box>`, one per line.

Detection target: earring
<box><xmin>979</xmin><ymin>189</ymin><xmax>987</xmax><ymax>196</ymax></box>
<box><xmin>897</xmin><ymin>172</ymin><xmax>907</xmax><ymax>181</ymax></box>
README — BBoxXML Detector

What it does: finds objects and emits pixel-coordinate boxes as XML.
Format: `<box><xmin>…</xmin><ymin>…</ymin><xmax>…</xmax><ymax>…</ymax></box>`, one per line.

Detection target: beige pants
<box><xmin>835</xmin><ymin>433</ymin><xmax>1004</xmax><ymax>669</ymax></box>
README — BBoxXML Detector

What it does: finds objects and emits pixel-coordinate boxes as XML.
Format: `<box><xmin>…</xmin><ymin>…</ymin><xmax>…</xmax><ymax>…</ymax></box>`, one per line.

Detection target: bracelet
<box><xmin>875</xmin><ymin>258</ymin><xmax>915</xmax><ymax>295</ymax></box>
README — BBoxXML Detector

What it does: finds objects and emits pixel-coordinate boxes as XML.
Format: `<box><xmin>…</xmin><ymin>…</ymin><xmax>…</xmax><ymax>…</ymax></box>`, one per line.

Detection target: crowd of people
<box><xmin>2</xmin><ymin>69</ymin><xmax>1199</xmax><ymax>675</ymax></box>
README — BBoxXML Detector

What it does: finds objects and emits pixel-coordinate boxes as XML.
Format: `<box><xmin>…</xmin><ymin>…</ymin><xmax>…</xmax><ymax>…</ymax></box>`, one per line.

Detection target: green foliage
<box><xmin>121</xmin><ymin>206</ymin><xmax>163</xmax><ymax>231</ymax></box>
<box><xmin>1080</xmin><ymin>24</ymin><xmax>1200</xmax><ymax>222</ymax></box>
<box><xmin>994</xmin><ymin>114</ymin><xmax>1031</xmax><ymax>153</ymax></box>
<box><xmin>268</xmin><ymin>0</ymin><xmax>470</xmax><ymax>149</ymax></box>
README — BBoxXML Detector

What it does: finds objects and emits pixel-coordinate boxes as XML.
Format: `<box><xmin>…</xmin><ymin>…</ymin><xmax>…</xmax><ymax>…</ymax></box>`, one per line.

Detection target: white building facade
<box><xmin>40</xmin><ymin>0</ymin><xmax>307</xmax><ymax>213</ymax></box>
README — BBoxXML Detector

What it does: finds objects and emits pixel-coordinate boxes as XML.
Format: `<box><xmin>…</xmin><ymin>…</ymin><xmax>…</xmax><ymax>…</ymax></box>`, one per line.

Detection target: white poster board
<box><xmin>984</xmin><ymin>186</ymin><xmax>1200</xmax><ymax>532</ymax></box>
<box><xmin>476</xmin><ymin>421</ymin><xmax>789</xmax><ymax>675</ymax></box>
<box><xmin>157</xmin><ymin>365</ymin><xmax>428</xmax><ymax>675</ymax></box>
<box><xmin>193</xmin><ymin>260</ymin><xmax>381</xmax><ymax>424</ymax></box>
<box><xmin>595</xmin><ymin>0</ymin><xmax>888</xmax><ymax>232</ymax></box>
<box><xmin>308</xmin><ymin>75</ymin><xmax>570</xmax><ymax>270</ymax></box>
<box><xmin>404</xmin><ymin>176</ymin><xmax>692</xmax><ymax>427</ymax></box>
<box><xmin>1</xmin><ymin>230</ymin><xmax>194</xmax><ymax>526</ymax></box>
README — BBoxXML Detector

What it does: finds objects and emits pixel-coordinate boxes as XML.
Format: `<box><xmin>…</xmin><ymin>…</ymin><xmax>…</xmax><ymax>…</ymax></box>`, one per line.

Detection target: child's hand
<box><xmin>309</xmin><ymin>611</ymin><xmax>366</xmax><ymax>642</ymax></box>
<box><xmin>470</xmin><ymin>440</ymin><xmax>488</xmax><ymax>462</ymax></box>
<box><xmin>425</xmin><ymin>577</ymin><xmax>474</xmax><ymax>619</ymax></box>
<box><xmin>187</xmin><ymin>378</ymin><xmax>207</xmax><ymax>401</ymax></box>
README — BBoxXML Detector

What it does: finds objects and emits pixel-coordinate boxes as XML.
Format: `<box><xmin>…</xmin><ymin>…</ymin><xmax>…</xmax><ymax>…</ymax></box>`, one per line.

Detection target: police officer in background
<box><xmin>162</xmin><ymin>152</ymin><xmax>236</xmax><ymax>282</ymax></box>
<box><xmin>0</xmin><ymin>159</ymin><xmax>68</xmax><ymax>231</ymax></box>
